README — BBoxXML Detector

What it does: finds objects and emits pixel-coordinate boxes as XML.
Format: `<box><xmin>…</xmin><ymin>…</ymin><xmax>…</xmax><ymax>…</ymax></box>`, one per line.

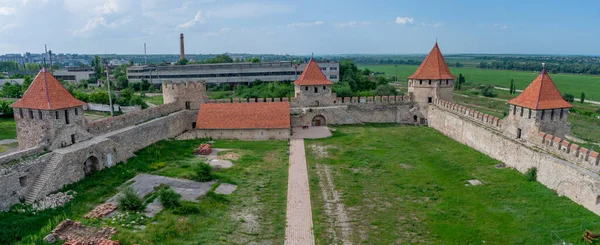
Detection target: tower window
<box><xmin>551</xmin><ymin>109</ymin><xmax>555</xmax><ymax>120</ymax></box>
<box><xmin>541</xmin><ymin>110</ymin><xmax>545</xmax><ymax>119</ymax></box>
<box><xmin>55</xmin><ymin>111</ymin><xmax>59</xmax><ymax>119</ymax></box>
<box><xmin>419</xmin><ymin>80</ymin><xmax>422</xmax><ymax>85</ymax></box>
<box><xmin>19</xmin><ymin>109</ymin><xmax>23</xmax><ymax>118</ymax></box>
<box><xmin>38</xmin><ymin>110</ymin><xmax>42</xmax><ymax>120</ymax></box>
<box><xmin>314</xmin><ymin>87</ymin><xmax>318</xmax><ymax>93</ymax></box>
<box><xmin>560</xmin><ymin>109</ymin><xmax>564</xmax><ymax>119</ymax></box>
<box><xmin>513</xmin><ymin>105</ymin><xmax>516</xmax><ymax>115</ymax></box>
<box><xmin>65</xmin><ymin>110</ymin><xmax>70</xmax><ymax>124</ymax></box>
<box><xmin>428</xmin><ymin>97</ymin><xmax>433</xmax><ymax>103</ymax></box>
<box><xmin>323</xmin><ymin>86</ymin><xmax>326</xmax><ymax>90</ymax></box>
<box><xmin>305</xmin><ymin>86</ymin><xmax>308</xmax><ymax>91</ymax></box>
<box><xmin>517</xmin><ymin>128</ymin><xmax>522</xmax><ymax>139</ymax></box>
<box><xmin>74</xmin><ymin>108</ymin><xmax>78</xmax><ymax>116</ymax></box>
<box><xmin>71</xmin><ymin>134</ymin><xmax>75</xmax><ymax>144</ymax></box>
<box><xmin>428</xmin><ymin>80</ymin><xmax>431</xmax><ymax>85</ymax></box>
<box><xmin>446</xmin><ymin>80</ymin><xmax>448</xmax><ymax>85</ymax></box>
<box><xmin>28</xmin><ymin>110</ymin><xmax>33</xmax><ymax>119</ymax></box>
<box><xmin>520</xmin><ymin>107</ymin><xmax>523</xmax><ymax>117</ymax></box>
<box><xmin>528</xmin><ymin>109</ymin><xmax>532</xmax><ymax>119</ymax></box>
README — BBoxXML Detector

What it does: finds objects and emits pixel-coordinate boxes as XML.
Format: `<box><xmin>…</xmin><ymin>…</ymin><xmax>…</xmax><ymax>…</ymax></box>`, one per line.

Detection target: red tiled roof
<box><xmin>196</xmin><ymin>102</ymin><xmax>290</xmax><ymax>129</ymax></box>
<box><xmin>11</xmin><ymin>68</ymin><xmax>86</xmax><ymax>110</ymax></box>
<box><xmin>408</xmin><ymin>42</ymin><xmax>455</xmax><ymax>80</ymax></box>
<box><xmin>507</xmin><ymin>68</ymin><xmax>572</xmax><ymax>110</ymax></box>
<box><xmin>293</xmin><ymin>59</ymin><xmax>333</xmax><ymax>86</ymax></box>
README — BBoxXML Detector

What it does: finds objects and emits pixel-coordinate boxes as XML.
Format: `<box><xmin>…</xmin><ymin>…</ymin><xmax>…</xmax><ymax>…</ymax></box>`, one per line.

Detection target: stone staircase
<box><xmin>25</xmin><ymin>153</ymin><xmax>63</xmax><ymax>203</ymax></box>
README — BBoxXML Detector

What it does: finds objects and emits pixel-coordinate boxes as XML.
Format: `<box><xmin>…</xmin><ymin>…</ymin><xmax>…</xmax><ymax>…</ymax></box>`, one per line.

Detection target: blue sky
<box><xmin>0</xmin><ymin>0</ymin><xmax>598</xmax><ymax>55</ymax></box>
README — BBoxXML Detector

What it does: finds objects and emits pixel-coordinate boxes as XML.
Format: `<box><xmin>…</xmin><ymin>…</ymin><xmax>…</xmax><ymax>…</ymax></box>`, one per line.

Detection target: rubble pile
<box><xmin>33</xmin><ymin>191</ymin><xmax>76</xmax><ymax>211</ymax></box>
<box><xmin>49</xmin><ymin>219</ymin><xmax>118</xmax><ymax>245</ymax></box>
<box><xmin>193</xmin><ymin>144</ymin><xmax>212</xmax><ymax>155</ymax></box>
<box><xmin>84</xmin><ymin>203</ymin><xmax>117</xmax><ymax>219</ymax></box>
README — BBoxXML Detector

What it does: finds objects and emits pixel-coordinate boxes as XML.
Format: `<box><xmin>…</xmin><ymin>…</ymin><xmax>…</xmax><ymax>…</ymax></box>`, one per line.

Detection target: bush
<box><xmin>480</xmin><ymin>85</ymin><xmax>497</xmax><ymax>97</ymax></box>
<box><xmin>374</xmin><ymin>84</ymin><xmax>398</xmax><ymax>96</ymax></box>
<box><xmin>159</xmin><ymin>187</ymin><xmax>181</xmax><ymax>209</ymax></box>
<box><xmin>563</xmin><ymin>93</ymin><xmax>575</xmax><ymax>103</ymax></box>
<box><xmin>191</xmin><ymin>162</ymin><xmax>214</xmax><ymax>182</ymax></box>
<box><xmin>173</xmin><ymin>202</ymin><xmax>201</xmax><ymax>215</ymax></box>
<box><xmin>118</xmin><ymin>187</ymin><xmax>145</xmax><ymax>211</ymax></box>
<box><xmin>0</xmin><ymin>100</ymin><xmax>14</xmax><ymax>116</ymax></box>
<box><xmin>150</xmin><ymin>162</ymin><xmax>166</xmax><ymax>170</ymax></box>
<box><xmin>525</xmin><ymin>167</ymin><xmax>537</xmax><ymax>182</ymax></box>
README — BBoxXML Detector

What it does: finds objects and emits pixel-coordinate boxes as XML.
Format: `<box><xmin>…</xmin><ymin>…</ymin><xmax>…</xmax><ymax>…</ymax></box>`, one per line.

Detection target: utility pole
<box><xmin>103</xmin><ymin>58</ymin><xmax>114</xmax><ymax>117</ymax></box>
<box><xmin>395</xmin><ymin>64</ymin><xmax>398</xmax><ymax>82</ymax></box>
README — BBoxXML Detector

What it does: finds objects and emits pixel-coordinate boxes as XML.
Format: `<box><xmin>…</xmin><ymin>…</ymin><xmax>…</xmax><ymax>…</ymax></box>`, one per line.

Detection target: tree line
<box><xmin>478</xmin><ymin>60</ymin><xmax>600</xmax><ymax>75</ymax></box>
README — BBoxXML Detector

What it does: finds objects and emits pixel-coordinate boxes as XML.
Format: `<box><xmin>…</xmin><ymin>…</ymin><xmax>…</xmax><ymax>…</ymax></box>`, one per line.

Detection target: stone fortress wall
<box><xmin>87</xmin><ymin>102</ymin><xmax>182</xmax><ymax>136</ymax></box>
<box><xmin>429</xmin><ymin>98</ymin><xmax>600</xmax><ymax>215</ymax></box>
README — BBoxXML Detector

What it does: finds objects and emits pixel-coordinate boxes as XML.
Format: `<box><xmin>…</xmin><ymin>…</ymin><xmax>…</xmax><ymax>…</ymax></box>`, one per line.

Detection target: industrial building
<box><xmin>125</xmin><ymin>61</ymin><xmax>339</xmax><ymax>84</ymax></box>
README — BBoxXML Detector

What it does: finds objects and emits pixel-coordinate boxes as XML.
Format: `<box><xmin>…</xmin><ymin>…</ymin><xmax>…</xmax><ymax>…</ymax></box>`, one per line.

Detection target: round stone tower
<box><xmin>161</xmin><ymin>80</ymin><xmax>208</xmax><ymax>110</ymax></box>
<box><xmin>407</xmin><ymin>42</ymin><xmax>455</xmax><ymax>104</ymax></box>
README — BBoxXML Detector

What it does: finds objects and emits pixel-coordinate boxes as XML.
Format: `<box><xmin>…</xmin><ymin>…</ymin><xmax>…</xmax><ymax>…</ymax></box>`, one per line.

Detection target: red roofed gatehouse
<box><xmin>11</xmin><ymin>68</ymin><xmax>91</xmax><ymax>150</ymax></box>
<box><xmin>407</xmin><ymin>42</ymin><xmax>455</xmax><ymax>104</ymax></box>
<box><xmin>293</xmin><ymin>58</ymin><xmax>336</xmax><ymax>108</ymax></box>
<box><xmin>503</xmin><ymin>67</ymin><xmax>573</xmax><ymax>141</ymax></box>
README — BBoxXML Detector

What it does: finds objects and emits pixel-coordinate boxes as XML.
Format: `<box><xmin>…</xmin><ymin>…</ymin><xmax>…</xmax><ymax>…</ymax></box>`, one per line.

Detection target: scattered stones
<box><xmin>43</xmin><ymin>233</ymin><xmax>56</xmax><ymax>243</ymax></box>
<box><xmin>194</xmin><ymin>144</ymin><xmax>212</xmax><ymax>155</ymax></box>
<box><xmin>219</xmin><ymin>151</ymin><xmax>240</xmax><ymax>161</ymax></box>
<box><xmin>85</xmin><ymin>203</ymin><xmax>117</xmax><ymax>219</ymax></box>
<box><xmin>215</xmin><ymin>183</ymin><xmax>237</xmax><ymax>195</ymax></box>
<box><xmin>467</xmin><ymin>179</ymin><xmax>483</xmax><ymax>186</ymax></box>
<box><xmin>309</xmin><ymin>144</ymin><xmax>336</xmax><ymax>158</ymax></box>
<box><xmin>208</xmin><ymin>159</ymin><xmax>233</xmax><ymax>169</ymax></box>
<box><xmin>33</xmin><ymin>191</ymin><xmax>76</xmax><ymax>211</ymax></box>
<box><xmin>495</xmin><ymin>163</ymin><xmax>507</xmax><ymax>169</ymax></box>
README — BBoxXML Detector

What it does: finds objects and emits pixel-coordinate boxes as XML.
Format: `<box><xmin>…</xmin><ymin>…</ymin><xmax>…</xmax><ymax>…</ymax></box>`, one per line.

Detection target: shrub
<box><xmin>150</xmin><ymin>162</ymin><xmax>166</xmax><ymax>170</ymax></box>
<box><xmin>118</xmin><ymin>187</ymin><xmax>145</xmax><ymax>211</ymax></box>
<box><xmin>481</xmin><ymin>85</ymin><xmax>497</xmax><ymax>98</ymax></box>
<box><xmin>173</xmin><ymin>202</ymin><xmax>201</xmax><ymax>215</ymax></box>
<box><xmin>191</xmin><ymin>162</ymin><xmax>214</xmax><ymax>182</ymax></box>
<box><xmin>525</xmin><ymin>167</ymin><xmax>537</xmax><ymax>182</ymax></box>
<box><xmin>159</xmin><ymin>187</ymin><xmax>181</xmax><ymax>209</ymax></box>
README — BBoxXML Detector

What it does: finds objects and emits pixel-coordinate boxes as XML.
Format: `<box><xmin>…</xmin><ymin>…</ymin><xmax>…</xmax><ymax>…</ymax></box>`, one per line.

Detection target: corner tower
<box><xmin>11</xmin><ymin>68</ymin><xmax>89</xmax><ymax>150</ymax></box>
<box><xmin>162</xmin><ymin>81</ymin><xmax>208</xmax><ymax>110</ymax></box>
<box><xmin>293</xmin><ymin>59</ymin><xmax>335</xmax><ymax>107</ymax></box>
<box><xmin>407</xmin><ymin>42</ymin><xmax>455</xmax><ymax>104</ymax></box>
<box><xmin>503</xmin><ymin>68</ymin><xmax>572</xmax><ymax>141</ymax></box>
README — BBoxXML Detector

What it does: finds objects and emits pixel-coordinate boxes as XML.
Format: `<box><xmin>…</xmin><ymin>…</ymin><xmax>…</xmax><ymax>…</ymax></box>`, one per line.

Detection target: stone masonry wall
<box><xmin>87</xmin><ymin>102</ymin><xmax>181</xmax><ymax>136</ymax></box>
<box><xmin>0</xmin><ymin>153</ymin><xmax>52</xmax><ymax>210</ymax></box>
<box><xmin>177</xmin><ymin>128</ymin><xmax>290</xmax><ymax>140</ymax></box>
<box><xmin>428</xmin><ymin>102</ymin><xmax>600</xmax><ymax>215</ymax></box>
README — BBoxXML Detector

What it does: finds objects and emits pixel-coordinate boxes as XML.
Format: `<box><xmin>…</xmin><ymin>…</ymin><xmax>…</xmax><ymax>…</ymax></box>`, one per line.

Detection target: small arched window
<box><xmin>314</xmin><ymin>87</ymin><xmax>318</xmax><ymax>93</ymax></box>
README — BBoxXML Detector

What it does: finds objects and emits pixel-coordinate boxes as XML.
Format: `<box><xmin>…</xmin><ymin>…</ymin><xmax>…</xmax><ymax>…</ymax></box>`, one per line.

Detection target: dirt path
<box><xmin>315</xmin><ymin>164</ymin><xmax>352</xmax><ymax>245</ymax></box>
<box><xmin>284</xmin><ymin>139</ymin><xmax>315</xmax><ymax>245</ymax></box>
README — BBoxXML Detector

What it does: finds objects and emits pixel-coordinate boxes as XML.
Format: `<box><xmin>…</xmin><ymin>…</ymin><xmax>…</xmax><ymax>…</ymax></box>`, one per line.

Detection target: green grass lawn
<box><xmin>0</xmin><ymin>139</ymin><xmax>288</xmax><ymax>245</ymax></box>
<box><xmin>360</xmin><ymin>64</ymin><xmax>600</xmax><ymax>100</ymax></box>
<box><xmin>0</xmin><ymin>117</ymin><xmax>16</xmax><ymax>140</ymax></box>
<box><xmin>143</xmin><ymin>95</ymin><xmax>164</xmax><ymax>105</ymax></box>
<box><xmin>306</xmin><ymin>125</ymin><xmax>600</xmax><ymax>244</ymax></box>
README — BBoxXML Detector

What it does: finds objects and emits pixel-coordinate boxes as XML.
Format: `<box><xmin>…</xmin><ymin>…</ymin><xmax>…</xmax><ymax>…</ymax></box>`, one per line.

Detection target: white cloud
<box><xmin>202</xmin><ymin>28</ymin><xmax>232</xmax><ymax>37</ymax></box>
<box><xmin>287</xmin><ymin>21</ymin><xmax>324</xmax><ymax>29</ymax></box>
<box><xmin>395</xmin><ymin>16</ymin><xmax>414</xmax><ymax>25</ymax></box>
<box><xmin>95</xmin><ymin>0</ymin><xmax>122</xmax><ymax>14</ymax></box>
<box><xmin>177</xmin><ymin>11</ymin><xmax>210</xmax><ymax>29</ymax></box>
<box><xmin>334</xmin><ymin>21</ymin><xmax>370</xmax><ymax>28</ymax></box>
<box><xmin>0</xmin><ymin>6</ymin><xmax>16</xmax><ymax>15</ymax></box>
<box><xmin>211</xmin><ymin>2</ymin><xmax>290</xmax><ymax>19</ymax></box>
<box><xmin>71</xmin><ymin>16</ymin><xmax>131</xmax><ymax>36</ymax></box>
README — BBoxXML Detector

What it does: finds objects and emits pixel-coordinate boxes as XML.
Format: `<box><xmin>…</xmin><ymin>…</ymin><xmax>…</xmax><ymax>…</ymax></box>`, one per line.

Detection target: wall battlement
<box><xmin>534</xmin><ymin>132</ymin><xmax>600</xmax><ymax>171</ymax></box>
<box><xmin>86</xmin><ymin>102</ymin><xmax>182</xmax><ymax>135</ymax></box>
<box><xmin>436</xmin><ymin>99</ymin><xmax>502</xmax><ymax>128</ymax></box>
<box><xmin>206</xmin><ymin>95</ymin><xmax>412</xmax><ymax>105</ymax></box>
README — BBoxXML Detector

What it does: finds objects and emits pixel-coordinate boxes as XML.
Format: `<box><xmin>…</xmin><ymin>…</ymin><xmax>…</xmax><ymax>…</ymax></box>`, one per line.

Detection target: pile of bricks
<box><xmin>51</xmin><ymin>219</ymin><xmax>118</xmax><ymax>245</ymax></box>
<box><xmin>84</xmin><ymin>203</ymin><xmax>117</xmax><ymax>219</ymax></box>
<box><xmin>193</xmin><ymin>144</ymin><xmax>212</xmax><ymax>155</ymax></box>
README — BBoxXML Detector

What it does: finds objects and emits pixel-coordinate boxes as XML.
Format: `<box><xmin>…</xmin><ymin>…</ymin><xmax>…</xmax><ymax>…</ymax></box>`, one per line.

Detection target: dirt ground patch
<box><xmin>315</xmin><ymin>164</ymin><xmax>352</xmax><ymax>245</ymax></box>
<box><xmin>309</xmin><ymin>144</ymin><xmax>336</xmax><ymax>158</ymax></box>
<box><xmin>219</xmin><ymin>151</ymin><xmax>240</xmax><ymax>161</ymax></box>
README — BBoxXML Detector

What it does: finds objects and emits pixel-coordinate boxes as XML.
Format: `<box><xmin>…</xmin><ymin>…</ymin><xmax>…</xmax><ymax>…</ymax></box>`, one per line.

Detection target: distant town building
<box><xmin>126</xmin><ymin>61</ymin><xmax>339</xmax><ymax>84</ymax></box>
<box><xmin>52</xmin><ymin>67</ymin><xmax>95</xmax><ymax>82</ymax></box>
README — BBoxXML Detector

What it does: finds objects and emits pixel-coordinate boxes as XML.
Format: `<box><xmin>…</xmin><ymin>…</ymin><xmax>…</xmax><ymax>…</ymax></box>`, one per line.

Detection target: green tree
<box><xmin>481</xmin><ymin>85</ymin><xmax>497</xmax><ymax>97</ymax></box>
<box><xmin>247</xmin><ymin>57</ymin><xmax>260</xmax><ymax>63</ymax></box>
<box><xmin>374</xmin><ymin>84</ymin><xmax>398</xmax><ymax>96</ymax></box>
<box><xmin>20</xmin><ymin>76</ymin><xmax>32</xmax><ymax>94</ymax></box>
<box><xmin>140</xmin><ymin>79</ymin><xmax>152</xmax><ymax>91</ymax></box>
<box><xmin>117</xmin><ymin>76</ymin><xmax>129</xmax><ymax>90</ymax></box>
<box><xmin>581</xmin><ymin>92</ymin><xmax>586</xmax><ymax>103</ymax></box>
<box><xmin>0</xmin><ymin>83</ymin><xmax>22</xmax><ymax>98</ymax></box>
<box><xmin>509</xmin><ymin>79</ymin><xmax>515</xmax><ymax>94</ymax></box>
<box><xmin>332</xmin><ymin>82</ymin><xmax>353</xmax><ymax>97</ymax></box>
<box><xmin>563</xmin><ymin>93</ymin><xmax>575</xmax><ymax>103</ymax></box>
<box><xmin>206</xmin><ymin>54</ymin><xmax>234</xmax><ymax>64</ymax></box>
<box><xmin>175</xmin><ymin>58</ymin><xmax>189</xmax><ymax>65</ymax></box>
<box><xmin>0</xmin><ymin>100</ymin><xmax>13</xmax><ymax>115</ymax></box>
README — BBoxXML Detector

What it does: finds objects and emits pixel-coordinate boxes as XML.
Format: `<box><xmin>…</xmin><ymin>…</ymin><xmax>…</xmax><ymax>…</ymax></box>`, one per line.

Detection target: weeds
<box><xmin>118</xmin><ymin>187</ymin><xmax>145</xmax><ymax>211</ymax></box>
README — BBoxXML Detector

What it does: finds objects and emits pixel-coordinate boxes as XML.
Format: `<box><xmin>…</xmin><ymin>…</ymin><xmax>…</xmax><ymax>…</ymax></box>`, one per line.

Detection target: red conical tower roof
<box><xmin>507</xmin><ymin>68</ymin><xmax>572</xmax><ymax>110</ymax></box>
<box><xmin>408</xmin><ymin>42</ymin><xmax>455</xmax><ymax>80</ymax></box>
<box><xmin>11</xmin><ymin>68</ymin><xmax>86</xmax><ymax>110</ymax></box>
<box><xmin>294</xmin><ymin>59</ymin><xmax>333</xmax><ymax>86</ymax></box>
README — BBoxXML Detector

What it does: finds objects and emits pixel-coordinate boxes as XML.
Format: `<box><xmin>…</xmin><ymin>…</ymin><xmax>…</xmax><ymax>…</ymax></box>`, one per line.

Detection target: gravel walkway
<box><xmin>284</xmin><ymin>139</ymin><xmax>315</xmax><ymax>245</ymax></box>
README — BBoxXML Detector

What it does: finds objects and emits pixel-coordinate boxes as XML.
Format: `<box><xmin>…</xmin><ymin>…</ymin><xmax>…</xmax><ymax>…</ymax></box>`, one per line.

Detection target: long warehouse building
<box><xmin>126</xmin><ymin>61</ymin><xmax>339</xmax><ymax>84</ymax></box>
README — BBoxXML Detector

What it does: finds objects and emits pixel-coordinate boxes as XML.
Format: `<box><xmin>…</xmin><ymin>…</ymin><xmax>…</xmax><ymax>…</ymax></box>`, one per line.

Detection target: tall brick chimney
<box><xmin>179</xmin><ymin>33</ymin><xmax>185</xmax><ymax>60</ymax></box>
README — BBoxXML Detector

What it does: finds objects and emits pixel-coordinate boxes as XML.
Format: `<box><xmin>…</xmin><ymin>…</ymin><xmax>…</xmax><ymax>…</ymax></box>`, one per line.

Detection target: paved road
<box><xmin>495</xmin><ymin>86</ymin><xmax>600</xmax><ymax>105</ymax></box>
<box><xmin>284</xmin><ymin>139</ymin><xmax>315</xmax><ymax>245</ymax></box>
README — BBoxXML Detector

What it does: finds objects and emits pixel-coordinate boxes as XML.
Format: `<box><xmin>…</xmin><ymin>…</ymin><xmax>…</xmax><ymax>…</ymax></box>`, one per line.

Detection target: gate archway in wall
<box><xmin>312</xmin><ymin>115</ymin><xmax>326</xmax><ymax>126</ymax></box>
<box><xmin>84</xmin><ymin>156</ymin><xmax>100</xmax><ymax>175</ymax></box>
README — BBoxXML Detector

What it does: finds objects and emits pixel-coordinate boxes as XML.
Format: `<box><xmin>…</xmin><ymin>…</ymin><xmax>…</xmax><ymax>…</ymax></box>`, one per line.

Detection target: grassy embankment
<box><xmin>0</xmin><ymin>139</ymin><xmax>288</xmax><ymax>245</ymax></box>
<box><xmin>306</xmin><ymin>125</ymin><xmax>600</xmax><ymax>244</ymax></box>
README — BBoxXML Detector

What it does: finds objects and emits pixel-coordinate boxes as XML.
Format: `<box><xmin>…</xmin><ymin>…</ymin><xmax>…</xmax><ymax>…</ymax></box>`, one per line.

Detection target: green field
<box><xmin>0</xmin><ymin>117</ymin><xmax>16</xmax><ymax>140</ymax></box>
<box><xmin>0</xmin><ymin>139</ymin><xmax>288</xmax><ymax>244</ymax></box>
<box><xmin>306</xmin><ymin>125</ymin><xmax>600</xmax><ymax>244</ymax></box>
<box><xmin>143</xmin><ymin>95</ymin><xmax>164</xmax><ymax>105</ymax></box>
<box><xmin>360</xmin><ymin>64</ymin><xmax>600</xmax><ymax>100</ymax></box>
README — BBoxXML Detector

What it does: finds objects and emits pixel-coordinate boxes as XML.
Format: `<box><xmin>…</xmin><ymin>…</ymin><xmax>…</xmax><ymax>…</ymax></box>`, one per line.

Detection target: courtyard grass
<box><xmin>143</xmin><ymin>95</ymin><xmax>164</xmax><ymax>105</ymax></box>
<box><xmin>0</xmin><ymin>117</ymin><xmax>16</xmax><ymax>140</ymax></box>
<box><xmin>306</xmin><ymin>125</ymin><xmax>600</xmax><ymax>244</ymax></box>
<box><xmin>0</xmin><ymin>139</ymin><xmax>288</xmax><ymax>245</ymax></box>
<box><xmin>360</xmin><ymin>64</ymin><xmax>600</xmax><ymax>100</ymax></box>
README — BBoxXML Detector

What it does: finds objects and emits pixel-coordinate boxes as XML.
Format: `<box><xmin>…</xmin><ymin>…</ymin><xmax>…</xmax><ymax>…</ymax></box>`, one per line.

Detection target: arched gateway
<box><xmin>84</xmin><ymin>156</ymin><xmax>100</xmax><ymax>175</ymax></box>
<box><xmin>312</xmin><ymin>115</ymin><xmax>326</xmax><ymax>126</ymax></box>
